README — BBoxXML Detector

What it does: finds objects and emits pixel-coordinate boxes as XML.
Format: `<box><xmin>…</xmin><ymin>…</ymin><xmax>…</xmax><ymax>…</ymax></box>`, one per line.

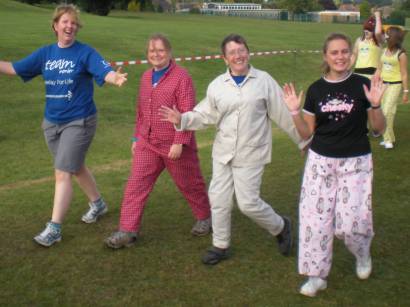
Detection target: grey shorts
<box><xmin>42</xmin><ymin>115</ymin><xmax>97</xmax><ymax>173</ymax></box>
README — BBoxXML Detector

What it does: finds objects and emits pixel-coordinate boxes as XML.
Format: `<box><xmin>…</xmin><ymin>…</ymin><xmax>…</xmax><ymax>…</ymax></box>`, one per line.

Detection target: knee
<box><xmin>236</xmin><ymin>198</ymin><xmax>259</xmax><ymax>216</ymax></box>
<box><xmin>55</xmin><ymin>169</ymin><xmax>72</xmax><ymax>182</ymax></box>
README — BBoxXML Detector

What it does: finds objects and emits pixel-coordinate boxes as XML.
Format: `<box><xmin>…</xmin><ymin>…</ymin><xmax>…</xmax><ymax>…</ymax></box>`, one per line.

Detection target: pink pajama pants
<box><xmin>119</xmin><ymin>141</ymin><xmax>211</xmax><ymax>232</ymax></box>
<box><xmin>298</xmin><ymin>150</ymin><xmax>374</xmax><ymax>279</ymax></box>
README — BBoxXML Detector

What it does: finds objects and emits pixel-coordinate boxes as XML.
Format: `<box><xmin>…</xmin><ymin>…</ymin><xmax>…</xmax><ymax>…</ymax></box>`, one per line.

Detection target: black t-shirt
<box><xmin>303</xmin><ymin>73</ymin><xmax>371</xmax><ymax>158</ymax></box>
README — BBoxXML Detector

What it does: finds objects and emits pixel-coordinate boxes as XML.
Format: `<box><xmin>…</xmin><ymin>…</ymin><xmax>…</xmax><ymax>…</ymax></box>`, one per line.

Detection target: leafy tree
<box><xmin>77</xmin><ymin>0</ymin><xmax>114</xmax><ymax>16</ymax></box>
<box><xmin>128</xmin><ymin>0</ymin><xmax>140</xmax><ymax>11</ymax></box>
<box><xmin>114</xmin><ymin>0</ymin><xmax>131</xmax><ymax>9</ymax></box>
<box><xmin>319</xmin><ymin>0</ymin><xmax>337</xmax><ymax>10</ymax></box>
<box><xmin>360</xmin><ymin>0</ymin><xmax>372</xmax><ymax>20</ymax></box>
<box><xmin>277</xmin><ymin>0</ymin><xmax>321</xmax><ymax>13</ymax></box>
<box><xmin>388</xmin><ymin>0</ymin><xmax>410</xmax><ymax>25</ymax></box>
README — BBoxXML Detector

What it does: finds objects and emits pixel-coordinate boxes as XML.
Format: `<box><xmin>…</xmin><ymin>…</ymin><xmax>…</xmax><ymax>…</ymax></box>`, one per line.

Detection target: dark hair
<box><xmin>146</xmin><ymin>33</ymin><xmax>172</xmax><ymax>54</ymax></box>
<box><xmin>386</xmin><ymin>26</ymin><xmax>405</xmax><ymax>52</ymax></box>
<box><xmin>361</xmin><ymin>16</ymin><xmax>379</xmax><ymax>46</ymax></box>
<box><xmin>220</xmin><ymin>34</ymin><xmax>249</xmax><ymax>56</ymax></box>
<box><xmin>322</xmin><ymin>33</ymin><xmax>352</xmax><ymax>74</ymax></box>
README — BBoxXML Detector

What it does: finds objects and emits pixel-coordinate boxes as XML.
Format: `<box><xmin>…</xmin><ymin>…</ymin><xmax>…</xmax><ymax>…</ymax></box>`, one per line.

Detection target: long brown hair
<box><xmin>386</xmin><ymin>26</ymin><xmax>406</xmax><ymax>52</ymax></box>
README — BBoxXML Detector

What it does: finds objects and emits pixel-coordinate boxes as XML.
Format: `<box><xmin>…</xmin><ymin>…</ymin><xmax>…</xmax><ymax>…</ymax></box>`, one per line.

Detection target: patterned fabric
<box><xmin>119</xmin><ymin>61</ymin><xmax>211</xmax><ymax>232</ymax></box>
<box><xmin>119</xmin><ymin>141</ymin><xmax>210</xmax><ymax>232</ymax></box>
<box><xmin>298</xmin><ymin>150</ymin><xmax>374</xmax><ymax>278</ymax></box>
<box><xmin>134</xmin><ymin>60</ymin><xmax>197</xmax><ymax>156</ymax></box>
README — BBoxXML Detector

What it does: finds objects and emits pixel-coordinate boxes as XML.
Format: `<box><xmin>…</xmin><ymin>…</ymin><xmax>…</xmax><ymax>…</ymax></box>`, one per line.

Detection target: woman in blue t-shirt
<box><xmin>282</xmin><ymin>33</ymin><xmax>386</xmax><ymax>297</ymax></box>
<box><xmin>0</xmin><ymin>4</ymin><xmax>127</xmax><ymax>247</ymax></box>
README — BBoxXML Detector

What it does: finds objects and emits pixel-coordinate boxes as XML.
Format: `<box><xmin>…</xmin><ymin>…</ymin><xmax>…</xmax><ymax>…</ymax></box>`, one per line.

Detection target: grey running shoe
<box><xmin>34</xmin><ymin>222</ymin><xmax>62</xmax><ymax>247</ymax></box>
<box><xmin>105</xmin><ymin>231</ymin><xmax>137</xmax><ymax>249</ymax></box>
<box><xmin>276</xmin><ymin>216</ymin><xmax>292</xmax><ymax>256</ymax></box>
<box><xmin>81</xmin><ymin>199</ymin><xmax>108</xmax><ymax>223</ymax></box>
<box><xmin>191</xmin><ymin>217</ymin><xmax>211</xmax><ymax>236</ymax></box>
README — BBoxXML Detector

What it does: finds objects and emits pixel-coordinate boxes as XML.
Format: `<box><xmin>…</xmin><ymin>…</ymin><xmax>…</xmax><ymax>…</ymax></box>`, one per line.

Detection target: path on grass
<box><xmin>0</xmin><ymin>140</ymin><xmax>214</xmax><ymax>192</ymax></box>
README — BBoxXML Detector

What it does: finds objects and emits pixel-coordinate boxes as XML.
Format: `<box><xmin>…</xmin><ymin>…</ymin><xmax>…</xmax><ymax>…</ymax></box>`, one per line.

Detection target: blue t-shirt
<box><xmin>12</xmin><ymin>41</ymin><xmax>113</xmax><ymax>124</ymax></box>
<box><xmin>231</xmin><ymin>75</ymin><xmax>246</xmax><ymax>85</ymax></box>
<box><xmin>152</xmin><ymin>64</ymin><xmax>170</xmax><ymax>87</ymax></box>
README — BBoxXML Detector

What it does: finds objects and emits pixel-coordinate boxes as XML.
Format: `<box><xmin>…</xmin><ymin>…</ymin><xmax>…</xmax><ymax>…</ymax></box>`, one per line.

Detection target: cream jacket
<box><xmin>179</xmin><ymin>66</ymin><xmax>307</xmax><ymax>166</ymax></box>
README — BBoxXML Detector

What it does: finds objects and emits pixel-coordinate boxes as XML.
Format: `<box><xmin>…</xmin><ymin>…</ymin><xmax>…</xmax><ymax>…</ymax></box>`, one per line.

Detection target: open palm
<box><xmin>363</xmin><ymin>74</ymin><xmax>386</xmax><ymax>106</ymax></box>
<box><xmin>283</xmin><ymin>83</ymin><xmax>303</xmax><ymax>112</ymax></box>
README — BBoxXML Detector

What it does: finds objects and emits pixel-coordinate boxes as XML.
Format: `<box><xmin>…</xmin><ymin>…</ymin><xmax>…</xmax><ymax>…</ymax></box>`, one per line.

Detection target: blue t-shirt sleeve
<box><xmin>12</xmin><ymin>48</ymin><xmax>44</xmax><ymax>82</ymax></box>
<box><xmin>84</xmin><ymin>48</ymin><xmax>113</xmax><ymax>86</ymax></box>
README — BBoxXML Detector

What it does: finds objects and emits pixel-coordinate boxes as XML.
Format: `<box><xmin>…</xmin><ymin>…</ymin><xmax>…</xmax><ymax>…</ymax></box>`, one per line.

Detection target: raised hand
<box><xmin>363</xmin><ymin>74</ymin><xmax>386</xmax><ymax>107</ymax></box>
<box><xmin>159</xmin><ymin>105</ymin><xmax>182</xmax><ymax>125</ymax></box>
<box><xmin>114</xmin><ymin>66</ymin><xmax>128</xmax><ymax>87</ymax></box>
<box><xmin>283</xmin><ymin>83</ymin><xmax>303</xmax><ymax>113</ymax></box>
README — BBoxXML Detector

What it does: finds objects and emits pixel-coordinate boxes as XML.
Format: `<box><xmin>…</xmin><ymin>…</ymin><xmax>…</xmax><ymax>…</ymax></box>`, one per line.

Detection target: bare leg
<box><xmin>51</xmin><ymin>169</ymin><xmax>73</xmax><ymax>223</ymax></box>
<box><xmin>74</xmin><ymin>165</ymin><xmax>100</xmax><ymax>202</ymax></box>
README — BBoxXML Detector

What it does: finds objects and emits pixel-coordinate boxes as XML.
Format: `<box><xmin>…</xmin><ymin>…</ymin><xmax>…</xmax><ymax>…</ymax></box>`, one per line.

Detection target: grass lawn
<box><xmin>0</xmin><ymin>0</ymin><xmax>409</xmax><ymax>306</ymax></box>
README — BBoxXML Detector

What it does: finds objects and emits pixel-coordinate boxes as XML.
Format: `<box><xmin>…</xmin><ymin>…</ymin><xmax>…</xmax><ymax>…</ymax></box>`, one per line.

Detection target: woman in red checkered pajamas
<box><xmin>283</xmin><ymin>33</ymin><xmax>386</xmax><ymax>297</ymax></box>
<box><xmin>105</xmin><ymin>34</ymin><xmax>211</xmax><ymax>248</ymax></box>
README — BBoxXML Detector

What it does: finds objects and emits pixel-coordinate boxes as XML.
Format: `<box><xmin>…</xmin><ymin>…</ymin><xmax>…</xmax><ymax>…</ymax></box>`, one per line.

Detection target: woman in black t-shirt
<box><xmin>283</xmin><ymin>33</ymin><xmax>386</xmax><ymax>297</ymax></box>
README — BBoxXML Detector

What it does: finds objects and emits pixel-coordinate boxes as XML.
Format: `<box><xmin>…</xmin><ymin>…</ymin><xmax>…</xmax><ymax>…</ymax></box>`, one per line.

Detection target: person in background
<box><xmin>351</xmin><ymin>11</ymin><xmax>384</xmax><ymax>79</ymax></box>
<box><xmin>376</xmin><ymin>26</ymin><xmax>408</xmax><ymax>149</ymax></box>
<box><xmin>0</xmin><ymin>4</ymin><xmax>127</xmax><ymax>247</ymax></box>
<box><xmin>283</xmin><ymin>33</ymin><xmax>385</xmax><ymax>297</ymax></box>
<box><xmin>160</xmin><ymin>33</ymin><xmax>308</xmax><ymax>265</ymax></box>
<box><xmin>351</xmin><ymin>11</ymin><xmax>384</xmax><ymax>137</ymax></box>
<box><xmin>104</xmin><ymin>33</ymin><xmax>211</xmax><ymax>249</ymax></box>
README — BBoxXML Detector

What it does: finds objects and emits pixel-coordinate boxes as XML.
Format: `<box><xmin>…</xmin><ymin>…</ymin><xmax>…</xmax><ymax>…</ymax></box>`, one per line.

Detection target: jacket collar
<box><xmin>223</xmin><ymin>65</ymin><xmax>257</xmax><ymax>84</ymax></box>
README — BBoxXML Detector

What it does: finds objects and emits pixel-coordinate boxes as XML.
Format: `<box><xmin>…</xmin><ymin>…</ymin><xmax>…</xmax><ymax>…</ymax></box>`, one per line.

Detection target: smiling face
<box><xmin>53</xmin><ymin>13</ymin><xmax>79</xmax><ymax>47</ymax></box>
<box><xmin>147</xmin><ymin>39</ymin><xmax>171</xmax><ymax>71</ymax></box>
<box><xmin>323</xmin><ymin>38</ymin><xmax>351</xmax><ymax>77</ymax></box>
<box><xmin>223</xmin><ymin>41</ymin><xmax>250</xmax><ymax>76</ymax></box>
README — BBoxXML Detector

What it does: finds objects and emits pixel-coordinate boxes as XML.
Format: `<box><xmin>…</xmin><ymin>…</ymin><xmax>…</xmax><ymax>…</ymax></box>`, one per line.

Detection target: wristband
<box><xmin>290</xmin><ymin>109</ymin><xmax>300</xmax><ymax>116</ymax></box>
<box><xmin>403</xmin><ymin>90</ymin><xmax>409</xmax><ymax>93</ymax></box>
<box><xmin>371</xmin><ymin>105</ymin><xmax>381</xmax><ymax>110</ymax></box>
<box><xmin>131</xmin><ymin>136</ymin><xmax>139</xmax><ymax>142</ymax></box>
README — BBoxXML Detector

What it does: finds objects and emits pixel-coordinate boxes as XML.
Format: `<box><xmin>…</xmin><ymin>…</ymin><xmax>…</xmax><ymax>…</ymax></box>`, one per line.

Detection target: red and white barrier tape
<box><xmin>110</xmin><ymin>49</ymin><xmax>320</xmax><ymax>67</ymax></box>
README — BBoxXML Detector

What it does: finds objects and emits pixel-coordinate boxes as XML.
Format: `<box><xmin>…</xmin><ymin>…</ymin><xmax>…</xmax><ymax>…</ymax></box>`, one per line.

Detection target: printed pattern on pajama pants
<box><xmin>119</xmin><ymin>141</ymin><xmax>211</xmax><ymax>233</ymax></box>
<box><xmin>298</xmin><ymin>149</ymin><xmax>374</xmax><ymax>279</ymax></box>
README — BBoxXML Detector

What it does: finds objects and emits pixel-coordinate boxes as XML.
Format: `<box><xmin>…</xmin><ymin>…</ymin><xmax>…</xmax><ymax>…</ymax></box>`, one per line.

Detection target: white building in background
<box><xmin>203</xmin><ymin>2</ymin><xmax>262</xmax><ymax>11</ymax></box>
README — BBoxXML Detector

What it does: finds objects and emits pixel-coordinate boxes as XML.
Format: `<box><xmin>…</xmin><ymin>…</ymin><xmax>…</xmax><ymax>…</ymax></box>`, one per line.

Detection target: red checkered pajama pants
<box><xmin>119</xmin><ymin>142</ymin><xmax>211</xmax><ymax>232</ymax></box>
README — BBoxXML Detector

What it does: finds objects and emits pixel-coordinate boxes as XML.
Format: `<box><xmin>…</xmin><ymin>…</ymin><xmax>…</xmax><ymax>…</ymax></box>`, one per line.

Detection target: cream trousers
<box><xmin>208</xmin><ymin>160</ymin><xmax>284</xmax><ymax>249</ymax></box>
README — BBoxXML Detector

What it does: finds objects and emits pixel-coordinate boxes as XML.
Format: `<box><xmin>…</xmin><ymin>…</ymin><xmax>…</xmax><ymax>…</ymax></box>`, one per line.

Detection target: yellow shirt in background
<box><xmin>381</xmin><ymin>49</ymin><xmax>402</xmax><ymax>82</ymax></box>
<box><xmin>355</xmin><ymin>39</ymin><xmax>381</xmax><ymax>69</ymax></box>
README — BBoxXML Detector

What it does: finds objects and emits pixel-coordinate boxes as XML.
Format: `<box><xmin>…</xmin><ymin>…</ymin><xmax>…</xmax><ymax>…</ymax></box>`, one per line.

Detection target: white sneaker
<box><xmin>356</xmin><ymin>256</ymin><xmax>372</xmax><ymax>280</ymax></box>
<box><xmin>379</xmin><ymin>141</ymin><xmax>385</xmax><ymax>146</ymax></box>
<box><xmin>81</xmin><ymin>199</ymin><xmax>108</xmax><ymax>223</ymax></box>
<box><xmin>299</xmin><ymin>277</ymin><xmax>327</xmax><ymax>297</ymax></box>
<box><xmin>384</xmin><ymin>142</ymin><xmax>394</xmax><ymax>149</ymax></box>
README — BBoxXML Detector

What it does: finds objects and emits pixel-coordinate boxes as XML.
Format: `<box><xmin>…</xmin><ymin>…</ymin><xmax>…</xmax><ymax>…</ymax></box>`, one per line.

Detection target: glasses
<box><xmin>364</xmin><ymin>30</ymin><xmax>373</xmax><ymax>35</ymax></box>
<box><xmin>226</xmin><ymin>48</ymin><xmax>248</xmax><ymax>57</ymax></box>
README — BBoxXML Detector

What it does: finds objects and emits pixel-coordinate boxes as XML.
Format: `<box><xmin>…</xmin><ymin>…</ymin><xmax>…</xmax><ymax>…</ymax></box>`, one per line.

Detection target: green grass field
<box><xmin>1</xmin><ymin>0</ymin><xmax>409</xmax><ymax>305</ymax></box>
